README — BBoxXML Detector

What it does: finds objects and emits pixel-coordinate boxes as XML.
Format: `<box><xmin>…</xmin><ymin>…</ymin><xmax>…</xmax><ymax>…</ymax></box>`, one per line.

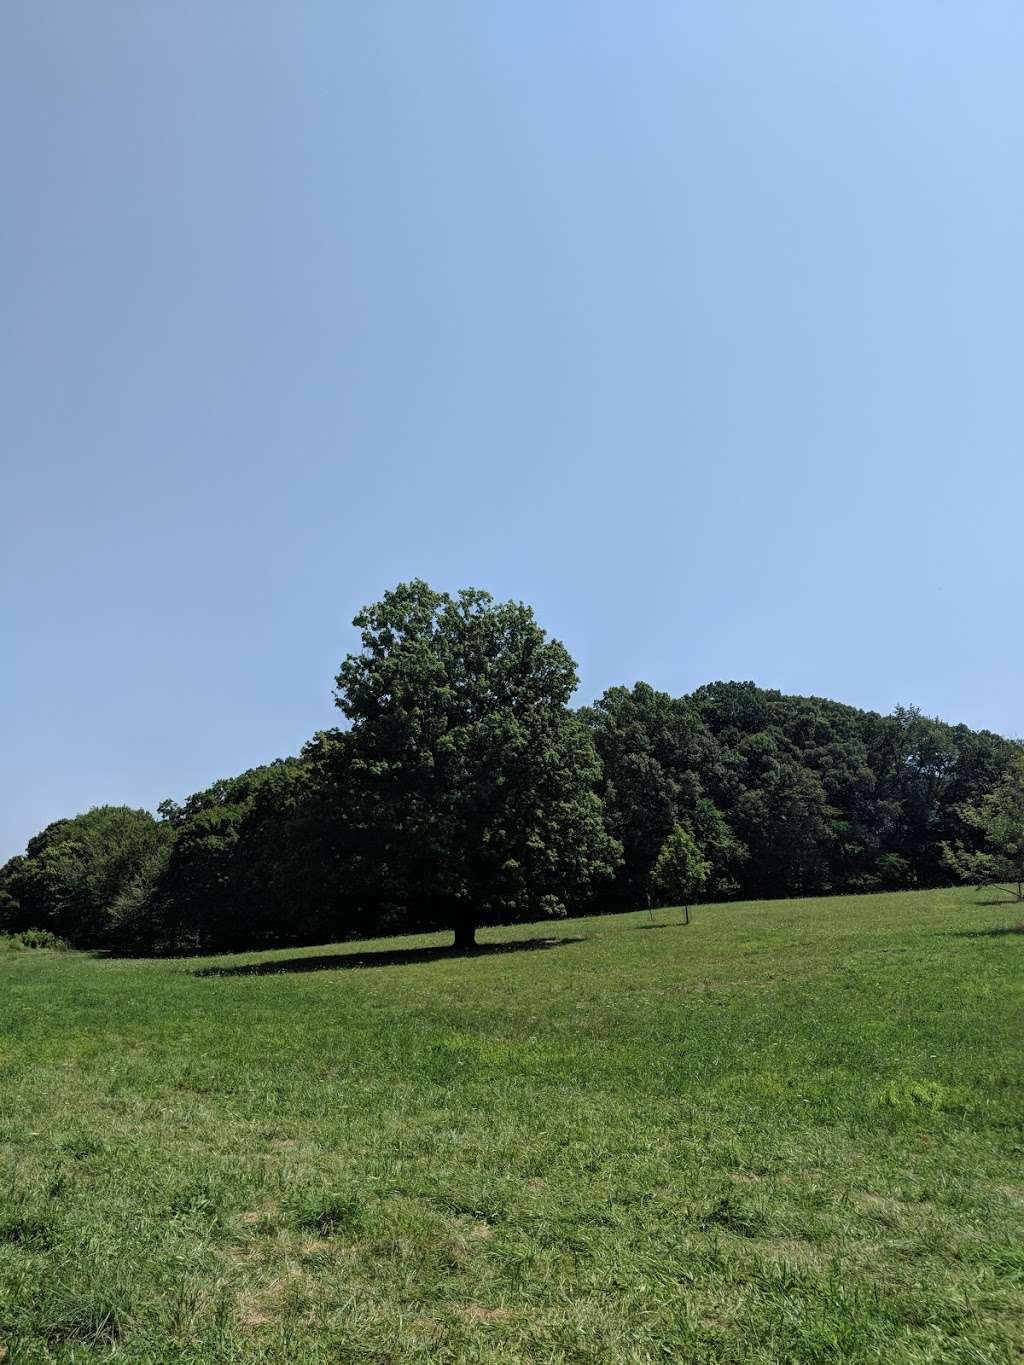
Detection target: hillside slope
<box><xmin>1</xmin><ymin>887</ymin><xmax>1022</xmax><ymax>1362</ymax></box>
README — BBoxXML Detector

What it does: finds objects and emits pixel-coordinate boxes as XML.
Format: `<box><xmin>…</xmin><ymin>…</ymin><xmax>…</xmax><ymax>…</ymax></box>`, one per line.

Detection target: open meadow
<box><xmin>1</xmin><ymin>887</ymin><xmax>1022</xmax><ymax>1363</ymax></box>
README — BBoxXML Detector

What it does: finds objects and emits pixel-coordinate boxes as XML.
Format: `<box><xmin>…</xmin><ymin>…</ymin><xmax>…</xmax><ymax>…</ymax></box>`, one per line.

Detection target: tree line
<box><xmin>2</xmin><ymin>581</ymin><xmax>1020</xmax><ymax>955</ymax></box>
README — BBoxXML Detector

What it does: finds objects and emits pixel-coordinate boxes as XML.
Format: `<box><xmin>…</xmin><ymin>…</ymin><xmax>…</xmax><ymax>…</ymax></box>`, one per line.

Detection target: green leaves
<box><xmin>333</xmin><ymin>581</ymin><xmax>619</xmax><ymax>942</ymax></box>
<box><xmin>650</xmin><ymin>825</ymin><xmax>710</xmax><ymax>908</ymax></box>
<box><xmin>943</xmin><ymin>749</ymin><xmax>1024</xmax><ymax>899</ymax></box>
<box><xmin>0</xmin><ymin>807</ymin><xmax>170</xmax><ymax>947</ymax></box>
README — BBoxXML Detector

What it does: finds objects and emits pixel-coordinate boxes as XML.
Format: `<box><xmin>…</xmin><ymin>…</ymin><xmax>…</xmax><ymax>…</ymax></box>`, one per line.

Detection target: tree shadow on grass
<box><xmin>194</xmin><ymin>935</ymin><xmax>587</xmax><ymax>978</ymax></box>
<box><xmin>950</xmin><ymin>923</ymin><xmax>1024</xmax><ymax>939</ymax></box>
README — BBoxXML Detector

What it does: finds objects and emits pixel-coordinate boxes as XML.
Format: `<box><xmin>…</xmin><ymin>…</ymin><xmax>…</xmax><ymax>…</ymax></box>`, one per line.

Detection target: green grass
<box><xmin>1</xmin><ymin>888</ymin><xmax>1022</xmax><ymax>1363</ymax></box>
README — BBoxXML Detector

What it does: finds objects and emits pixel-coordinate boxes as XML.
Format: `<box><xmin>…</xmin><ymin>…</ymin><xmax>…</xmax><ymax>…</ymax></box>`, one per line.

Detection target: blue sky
<box><xmin>2</xmin><ymin>2</ymin><xmax>1022</xmax><ymax>859</ymax></box>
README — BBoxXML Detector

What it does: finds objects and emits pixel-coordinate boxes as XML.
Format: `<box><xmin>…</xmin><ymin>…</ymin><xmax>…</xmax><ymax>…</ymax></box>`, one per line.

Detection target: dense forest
<box><xmin>1</xmin><ymin>581</ymin><xmax>1018</xmax><ymax>955</ymax></box>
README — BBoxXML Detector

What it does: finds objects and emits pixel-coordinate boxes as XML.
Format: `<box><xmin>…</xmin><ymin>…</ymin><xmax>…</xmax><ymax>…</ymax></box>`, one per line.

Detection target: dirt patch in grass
<box><xmin>454</xmin><ymin>1304</ymin><xmax>517</xmax><ymax>1323</ymax></box>
<box><xmin>236</xmin><ymin>1265</ymin><xmax>306</xmax><ymax>1330</ymax></box>
<box><xmin>239</xmin><ymin>1202</ymin><xmax>279</xmax><ymax>1229</ymax></box>
<box><xmin>409</xmin><ymin>1318</ymin><xmax>444</xmax><ymax>1342</ymax></box>
<box><xmin>238</xmin><ymin>1305</ymin><xmax>276</xmax><ymax>1328</ymax></box>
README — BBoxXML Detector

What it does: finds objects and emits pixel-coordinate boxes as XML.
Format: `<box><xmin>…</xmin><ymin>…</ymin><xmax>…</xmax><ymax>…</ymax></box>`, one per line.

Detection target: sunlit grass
<box><xmin>1</xmin><ymin>887</ymin><xmax>1022</xmax><ymax>1362</ymax></box>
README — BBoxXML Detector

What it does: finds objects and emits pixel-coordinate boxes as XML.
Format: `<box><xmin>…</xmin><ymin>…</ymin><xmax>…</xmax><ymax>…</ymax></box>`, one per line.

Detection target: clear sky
<box><xmin>2</xmin><ymin>2</ymin><xmax>1022</xmax><ymax>860</ymax></box>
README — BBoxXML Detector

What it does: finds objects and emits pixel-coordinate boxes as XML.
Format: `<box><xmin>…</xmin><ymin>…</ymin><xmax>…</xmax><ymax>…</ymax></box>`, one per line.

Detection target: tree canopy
<box><xmin>650</xmin><ymin>825</ymin><xmax>710</xmax><ymax>909</ymax></box>
<box><xmin>332</xmin><ymin>581</ymin><xmax>620</xmax><ymax>948</ymax></box>
<box><xmin>943</xmin><ymin>752</ymin><xmax>1024</xmax><ymax>900</ymax></box>
<box><xmin>0</xmin><ymin>806</ymin><xmax>170</xmax><ymax>948</ymax></box>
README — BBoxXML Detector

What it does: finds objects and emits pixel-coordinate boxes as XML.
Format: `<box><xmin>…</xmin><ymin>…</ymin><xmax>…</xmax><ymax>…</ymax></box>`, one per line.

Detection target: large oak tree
<box><xmin>334</xmin><ymin>581</ymin><xmax>620</xmax><ymax>948</ymax></box>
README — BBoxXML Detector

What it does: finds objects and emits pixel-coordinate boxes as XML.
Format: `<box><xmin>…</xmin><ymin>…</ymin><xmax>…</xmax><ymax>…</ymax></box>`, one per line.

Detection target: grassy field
<box><xmin>1</xmin><ymin>888</ymin><xmax>1022</xmax><ymax>1363</ymax></box>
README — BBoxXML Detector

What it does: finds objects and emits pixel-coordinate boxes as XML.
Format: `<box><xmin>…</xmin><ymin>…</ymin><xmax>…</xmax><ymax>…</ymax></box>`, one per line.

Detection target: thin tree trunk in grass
<box><xmin>453</xmin><ymin>919</ymin><xmax>477</xmax><ymax>951</ymax></box>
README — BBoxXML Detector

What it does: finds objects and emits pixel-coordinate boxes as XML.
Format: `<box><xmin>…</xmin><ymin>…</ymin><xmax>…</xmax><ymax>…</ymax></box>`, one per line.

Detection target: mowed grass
<box><xmin>1</xmin><ymin>889</ymin><xmax>1022</xmax><ymax>1363</ymax></box>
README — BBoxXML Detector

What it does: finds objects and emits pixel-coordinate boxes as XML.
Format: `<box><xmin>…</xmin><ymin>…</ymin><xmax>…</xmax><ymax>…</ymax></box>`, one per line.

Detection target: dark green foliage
<box><xmin>333</xmin><ymin>581</ymin><xmax>621</xmax><ymax>947</ymax></box>
<box><xmin>582</xmin><ymin>683</ymin><xmax>736</xmax><ymax>906</ymax></box>
<box><xmin>943</xmin><ymin>750</ymin><xmax>1024</xmax><ymax>899</ymax></box>
<box><xmin>0</xmin><ymin>806</ymin><xmax>170</xmax><ymax>948</ymax></box>
<box><xmin>140</xmin><ymin>757</ymin><xmax>340</xmax><ymax>954</ymax></box>
<box><xmin>589</xmin><ymin>679</ymin><xmax>1018</xmax><ymax>907</ymax></box>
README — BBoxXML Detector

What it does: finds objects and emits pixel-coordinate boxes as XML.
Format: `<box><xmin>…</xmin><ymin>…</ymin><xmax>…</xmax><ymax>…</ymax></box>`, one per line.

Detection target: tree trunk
<box><xmin>453</xmin><ymin>919</ymin><xmax>477</xmax><ymax>951</ymax></box>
